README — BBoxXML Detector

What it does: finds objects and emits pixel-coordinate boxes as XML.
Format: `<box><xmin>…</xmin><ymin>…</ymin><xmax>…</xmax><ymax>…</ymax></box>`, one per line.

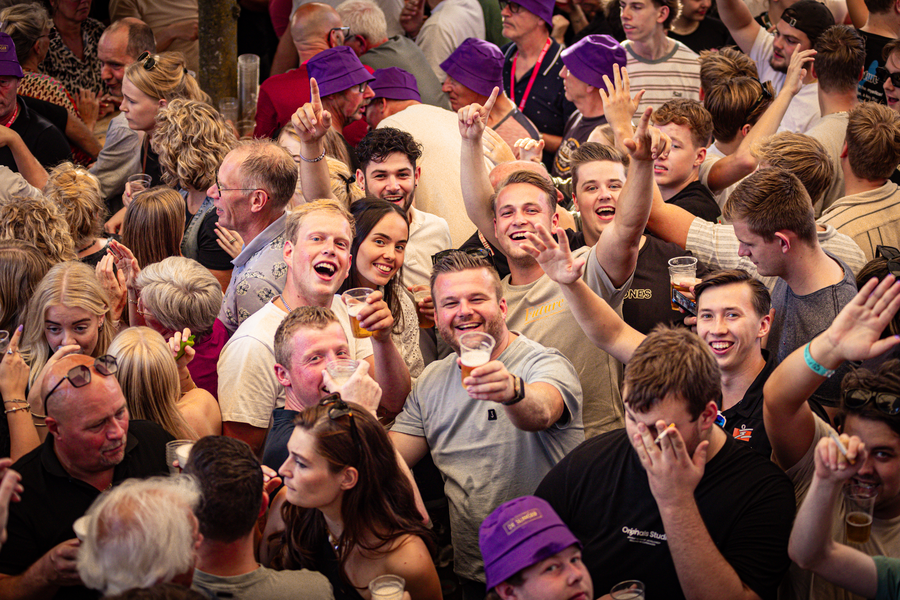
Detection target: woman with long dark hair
<box><xmin>265</xmin><ymin>400</ymin><xmax>440</xmax><ymax>600</ymax></box>
<box><xmin>338</xmin><ymin>198</ymin><xmax>424</xmax><ymax>381</ymax></box>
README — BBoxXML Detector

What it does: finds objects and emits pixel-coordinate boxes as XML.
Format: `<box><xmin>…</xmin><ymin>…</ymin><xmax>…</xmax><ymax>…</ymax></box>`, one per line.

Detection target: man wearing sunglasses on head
<box><xmin>765</xmin><ymin>274</ymin><xmax>900</xmax><ymax>600</ymax></box>
<box><xmin>0</xmin><ymin>353</ymin><xmax>172</xmax><ymax>599</ymax></box>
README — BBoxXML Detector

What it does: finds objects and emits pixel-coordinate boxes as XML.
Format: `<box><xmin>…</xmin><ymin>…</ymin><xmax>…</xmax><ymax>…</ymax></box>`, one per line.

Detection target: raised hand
<box><xmin>821</xmin><ymin>275</ymin><xmax>900</xmax><ymax>362</ymax></box>
<box><xmin>107</xmin><ymin>240</ymin><xmax>141</xmax><ymax>290</ymax></box>
<box><xmin>400</xmin><ymin>0</ymin><xmax>426</xmax><ymax>38</ymax></box>
<box><xmin>458</xmin><ymin>86</ymin><xmax>499</xmax><ymax>142</ymax></box>
<box><xmin>291</xmin><ymin>79</ymin><xmax>333</xmax><ymax>145</ymax></box>
<box><xmin>95</xmin><ymin>254</ymin><xmax>127</xmax><ymax>321</ymax></box>
<box><xmin>0</xmin><ymin>326</ymin><xmax>29</xmax><ymax>403</ymax></box>
<box><xmin>631</xmin><ymin>420</ymin><xmax>708</xmax><ymax>507</ymax></box>
<box><xmin>168</xmin><ymin>328</ymin><xmax>195</xmax><ymax>369</ymax></box>
<box><xmin>814</xmin><ymin>434</ymin><xmax>867</xmax><ymax>483</ymax></box>
<box><xmin>482</xmin><ymin>125</ymin><xmax>516</xmax><ymax>164</ymax></box>
<box><xmin>521</xmin><ymin>222</ymin><xmax>585</xmax><ymax>285</ymax></box>
<box><xmin>784</xmin><ymin>48</ymin><xmax>816</xmax><ymax>97</ymax></box>
<box><xmin>513</xmin><ymin>137</ymin><xmax>545</xmax><ymax>163</ymax></box>
<box><xmin>623</xmin><ymin>107</ymin><xmax>670</xmax><ymax>162</ymax></box>
<box><xmin>599</xmin><ymin>64</ymin><xmax>644</xmax><ymax>131</ymax></box>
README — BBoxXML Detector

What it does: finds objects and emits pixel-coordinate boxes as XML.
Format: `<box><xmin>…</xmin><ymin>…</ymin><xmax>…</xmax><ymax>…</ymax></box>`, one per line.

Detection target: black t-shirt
<box><xmin>0</xmin><ymin>97</ymin><xmax>70</xmax><ymax>172</ymax></box>
<box><xmin>0</xmin><ymin>420</ymin><xmax>173</xmax><ymax>599</ymax></box>
<box><xmin>668</xmin><ymin>180</ymin><xmax>720</xmax><ymax>222</ymax></box>
<box><xmin>19</xmin><ymin>95</ymin><xmax>67</xmax><ymax>132</ymax></box>
<box><xmin>623</xmin><ymin>235</ymin><xmax>709</xmax><ymax>335</ymax></box>
<box><xmin>186</xmin><ymin>202</ymin><xmax>235</xmax><ymax>271</ymax></box>
<box><xmin>502</xmin><ymin>40</ymin><xmax>577</xmax><ymax>166</ymax></box>
<box><xmin>668</xmin><ymin>17</ymin><xmax>734</xmax><ymax>53</ymax></box>
<box><xmin>535</xmin><ymin>429</ymin><xmax>795</xmax><ymax>600</ymax></box>
<box><xmin>721</xmin><ymin>350</ymin><xmax>775</xmax><ymax>457</ymax></box>
<box><xmin>858</xmin><ymin>29</ymin><xmax>891</xmax><ymax>105</ymax></box>
<box><xmin>552</xmin><ymin>112</ymin><xmax>608</xmax><ymax>178</ymax></box>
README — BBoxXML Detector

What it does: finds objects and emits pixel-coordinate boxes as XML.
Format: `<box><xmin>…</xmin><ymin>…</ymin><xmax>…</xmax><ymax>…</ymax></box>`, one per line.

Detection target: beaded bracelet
<box><xmin>298</xmin><ymin>148</ymin><xmax>326</xmax><ymax>163</ymax></box>
<box><xmin>4</xmin><ymin>404</ymin><xmax>30</xmax><ymax>415</ymax></box>
<box><xmin>3</xmin><ymin>398</ymin><xmax>28</xmax><ymax>404</ymax></box>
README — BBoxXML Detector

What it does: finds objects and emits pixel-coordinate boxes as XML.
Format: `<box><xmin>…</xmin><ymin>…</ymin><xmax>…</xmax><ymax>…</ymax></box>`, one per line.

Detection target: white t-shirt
<box><xmin>749</xmin><ymin>27</ymin><xmax>821</xmax><ymax>134</ymax></box>
<box><xmin>403</xmin><ymin>207</ymin><xmax>452</xmax><ymax>289</ymax></box>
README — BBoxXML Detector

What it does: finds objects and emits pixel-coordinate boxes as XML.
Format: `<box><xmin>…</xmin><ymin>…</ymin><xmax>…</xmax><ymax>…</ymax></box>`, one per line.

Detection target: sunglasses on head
<box><xmin>747</xmin><ymin>77</ymin><xmax>773</xmax><ymax>116</ymax></box>
<box><xmin>44</xmin><ymin>355</ymin><xmax>118</xmax><ymax>403</ymax></box>
<box><xmin>136</xmin><ymin>51</ymin><xmax>157</xmax><ymax>71</ymax></box>
<box><xmin>876</xmin><ymin>245</ymin><xmax>900</xmax><ymax>278</ymax></box>
<box><xmin>843</xmin><ymin>387</ymin><xmax>900</xmax><ymax>416</ymax></box>
<box><xmin>319</xmin><ymin>394</ymin><xmax>362</xmax><ymax>454</ymax></box>
<box><xmin>876</xmin><ymin>66</ymin><xmax>900</xmax><ymax>88</ymax></box>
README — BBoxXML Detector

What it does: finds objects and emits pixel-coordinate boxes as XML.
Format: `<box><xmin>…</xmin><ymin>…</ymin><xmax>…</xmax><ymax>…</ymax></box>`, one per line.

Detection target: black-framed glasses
<box><xmin>136</xmin><ymin>51</ymin><xmax>157</xmax><ymax>71</ymax></box>
<box><xmin>876</xmin><ymin>66</ymin><xmax>900</xmax><ymax>88</ymax></box>
<box><xmin>214</xmin><ymin>174</ymin><xmax>257</xmax><ymax>193</ymax></box>
<box><xmin>844</xmin><ymin>388</ymin><xmax>900</xmax><ymax>416</ymax></box>
<box><xmin>747</xmin><ymin>77</ymin><xmax>773</xmax><ymax>116</ymax></box>
<box><xmin>499</xmin><ymin>0</ymin><xmax>523</xmax><ymax>13</ymax></box>
<box><xmin>354</xmin><ymin>82</ymin><xmax>368</xmax><ymax>93</ymax></box>
<box><xmin>330</xmin><ymin>26</ymin><xmax>350</xmax><ymax>38</ymax></box>
<box><xmin>44</xmin><ymin>355</ymin><xmax>118</xmax><ymax>403</ymax></box>
<box><xmin>876</xmin><ymin>245</ymin><xmax>900</xmax><ymax>278</ymax></box>
<box><xmin>432</xmin><ymin>247</ymin><xmax>492</xmax><ymax>266</ymax></box>
<box><xmin>319</xmin><ymin>394</ymin><xmax>362</xmax><ymax>454</ymax></box>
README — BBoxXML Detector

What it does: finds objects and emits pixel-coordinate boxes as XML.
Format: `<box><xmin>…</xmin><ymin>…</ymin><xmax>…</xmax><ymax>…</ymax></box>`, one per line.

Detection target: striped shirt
<box><xmin>622</xmin><ymin>39</ymin><xmax>700</xmax><ymax>116</ymax></box>
<box><xmin>818</xmin><ymin>182</ymin><xmax>900</xmax><ymax>262</ymax></box>
<box><xmin>685</xmin><ymin>219</ymin><xmax>867</xmax><ymax>289</ymax></box>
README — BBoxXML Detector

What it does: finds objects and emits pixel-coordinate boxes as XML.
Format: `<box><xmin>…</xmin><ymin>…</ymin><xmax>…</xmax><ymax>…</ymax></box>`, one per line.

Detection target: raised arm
<box><xmin>716</xmin><ymin>0</ymin><xmax>763</xmax><ymax>54</ymax></box>
<box><xmin>290</xmin><ymin>78</ymin><xmax>338</xmax><ymax>203</ymax></box>
<box><xmin>764</xmin><ymin>275</ymin><xmax>900</xmax><ymax>471</ymax></box>
<box><xmin>459</xmin><ymin>88</ymin><xmax>502</xmax><ymax>249</ymax></box>
<box><xmin>788</xmin><ymin>435</ymin><xmax>879</xmax><ymax>599</ymax></box>
<box><xmin>522</xmin><ymin>223</ymin><xmax>645</xmax><ymax>363</ymax></box>
<box><xmin>594</xmin><ymin>66</ymin><xmax>669</xmax><ymax>287</ymax></box>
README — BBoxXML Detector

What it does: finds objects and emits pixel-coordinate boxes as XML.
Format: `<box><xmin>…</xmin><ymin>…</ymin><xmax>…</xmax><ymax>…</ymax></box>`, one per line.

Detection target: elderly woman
<box><xmin>39</xmin><ymin>0</ymin><xmax>104</xmax><ymax>95</ymax></box>
<box><xmin>42</xmin><ymin>162</ymin><xmax>110</xmax><ymax>266</ymax></box>
<box><xmin>152</xmin><ymin>99</ymin><xmax>236</xmax><ymax>290</ymax></box>
<box><xmin>133</xmin><ymin>257</ymin><xmax>227</xmax><ymax>399</ymax></box>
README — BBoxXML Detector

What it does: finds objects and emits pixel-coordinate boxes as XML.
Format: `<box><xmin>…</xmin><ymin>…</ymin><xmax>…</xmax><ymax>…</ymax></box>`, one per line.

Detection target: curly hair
<box><xmin>356</xmin><ymin>127</ymin><xmax>423</xmax><ymax>174</ymax></box>
<box><xmin>124</xmin><ymin>51</ymin><xmax>209</xmax><ymax>104</ymax></box>
<box><xmin>152</xmin><ymin>99</ymin><xmax>237</xmax><ymax>192</ymax></box>
<box><xmin>121</xmin><ymin>186</ymin><xmax>186</xmax><ymax>269</ymax></box>
<box><xmin>43</xmin><ymin>162</ymin><xmax>106</xmax><ymax>251</ymax></box>
<box><xmin>270</xmin><ymin>402</ymin><xmax>432</xmax><ymax>588</ymax></box>
<box><xmin>0</xmin><ymin>194</ymin><xmax>76</xmax><ymax>264</ymax></box>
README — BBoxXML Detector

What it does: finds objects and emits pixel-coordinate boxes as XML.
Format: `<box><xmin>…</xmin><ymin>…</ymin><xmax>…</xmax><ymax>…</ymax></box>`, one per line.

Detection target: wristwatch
<box><xmin>502</xmin><ymin>375</ymin><xmax>526</xmax><ymax>406</ymax></box>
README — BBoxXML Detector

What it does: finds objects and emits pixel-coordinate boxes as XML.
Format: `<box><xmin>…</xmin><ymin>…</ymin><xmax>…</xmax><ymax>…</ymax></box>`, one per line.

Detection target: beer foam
<box><xmin>461</xmin><ymin>350</ymin><xmax>491</xmax><ymax>367</ymax></box>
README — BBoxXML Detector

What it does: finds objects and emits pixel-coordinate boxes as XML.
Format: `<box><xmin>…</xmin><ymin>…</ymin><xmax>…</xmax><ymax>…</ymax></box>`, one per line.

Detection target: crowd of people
<box><xmin>1</xmin><ymin>0</ymin><xmax>900</xmax><ymax>598</ymax></box>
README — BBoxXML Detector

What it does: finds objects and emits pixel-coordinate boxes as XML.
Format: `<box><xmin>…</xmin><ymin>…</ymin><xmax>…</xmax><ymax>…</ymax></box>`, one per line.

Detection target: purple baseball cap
<box><xmin>511</xmin><ymin>0</ymin><xmax>555</xmax><ymax>27</ymax></box>
<box><xmin>370</xmin><ymin>67</ymin><xmax>421</xmax><ymax>102</ymax></box>
<box><xmin>307</xmin><ymin>46</ymin><xmax>374</xmax><ymax>97</ymax></box>
<box><xmin>562</xmin><ymin>35</ymin><xmax>626</xmax><ymax>89</ymax></box>
<box><xmin>0</xmin><ymin>33</ymin><xmax>23</xmax><ymax>79</ymax></box>
<box><xmin>480</xmin><ymin>496</ymin><xmax>581</xmax><ymax>590</ymax></box>
<box><xmin>440</xmin><ymin>38</ymin><xmax>503</xmax><ymax>98</ymax></box>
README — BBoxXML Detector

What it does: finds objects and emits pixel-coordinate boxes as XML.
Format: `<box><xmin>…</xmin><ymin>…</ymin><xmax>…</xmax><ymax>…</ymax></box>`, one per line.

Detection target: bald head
<box><xmin>291</xmin><ymin>3</ymin><xmax>342</xmax><ymax>56</ymax></box>
<box><xmin>489</xmin><ymin>160</ymin><xmax>552</xmax><ymax>189</ymax></box>
<box><xmin>43</xmin><ymin>354</ymin><xmax>121</xmax><ymax>418</ymax></box>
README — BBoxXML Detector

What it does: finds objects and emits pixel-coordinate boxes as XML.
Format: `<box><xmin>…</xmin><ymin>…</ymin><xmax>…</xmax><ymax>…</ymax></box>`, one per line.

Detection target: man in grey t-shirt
<box><xmin>391</xmin><ymin>253</ymin><xmax>583</xmax><ymax>600</ymax></box>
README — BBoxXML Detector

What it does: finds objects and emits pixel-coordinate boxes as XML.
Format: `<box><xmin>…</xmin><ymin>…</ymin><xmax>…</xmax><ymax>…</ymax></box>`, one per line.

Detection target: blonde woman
<box><xmin>152</xmin><ymin>99</ymin><xmax>236</xmax><ymax>290</ymax></box>
<box><xmin>0</xmin><ymin>195</ymin><xmax>76</xmax><ymax>265</ymax></box>
<box><xmin>105</xmin><ymin>51</ymin><xmax>210</xmax><ymax>234</ymax></box>
<box><xmin>109</xmin><ymin>327</ymin><xmax>221</xmax><ymax>440</ymax></box>
<box><xmin>43</xmin><ymin>162</ymin><xmax>110</xmax><ymax>266</ymax></box>
<box><xmin>20</xmin><ymin>261</ymin><xmax>116</xmax><ymax>439</ymax></box>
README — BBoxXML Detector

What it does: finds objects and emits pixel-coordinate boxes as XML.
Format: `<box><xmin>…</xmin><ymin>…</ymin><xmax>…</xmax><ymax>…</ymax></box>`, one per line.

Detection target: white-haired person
<box><xmin>132</xmin><ymin>257</ymin><xmax>227</xmax><ymax>400</ymax></box>
<box><xmin>77</xmin><ymin>476</ymin><xmax>202</xmax><ymax>596</ymax></box>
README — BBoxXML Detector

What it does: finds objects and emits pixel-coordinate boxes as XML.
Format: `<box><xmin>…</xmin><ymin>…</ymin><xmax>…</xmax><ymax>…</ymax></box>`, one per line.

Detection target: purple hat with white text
<box><xmin>480</xmin><ymin>496</ymin><xmax>581</xmax><ymax>590</ymax></box>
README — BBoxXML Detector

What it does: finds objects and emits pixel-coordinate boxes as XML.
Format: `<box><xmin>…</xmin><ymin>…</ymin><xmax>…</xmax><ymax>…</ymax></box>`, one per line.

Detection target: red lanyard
<box><xmin>510</xmin><ymin>37</ymin><xmax>552</xmax><ymax>112</ymax></box>
<box><xmin>2</xmin><ymin>103</ymin><xmax>18</xmax><ymax>128</ymax></box>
